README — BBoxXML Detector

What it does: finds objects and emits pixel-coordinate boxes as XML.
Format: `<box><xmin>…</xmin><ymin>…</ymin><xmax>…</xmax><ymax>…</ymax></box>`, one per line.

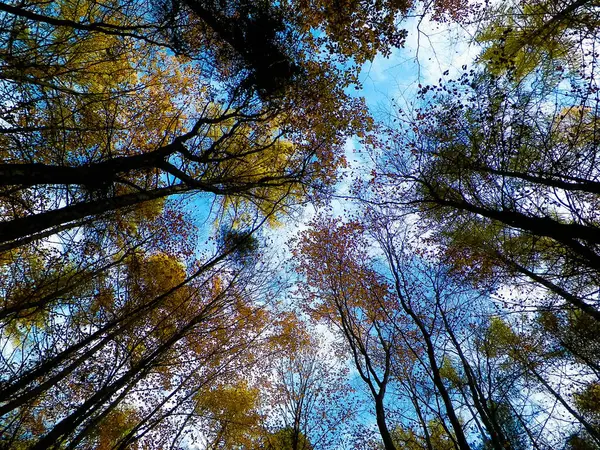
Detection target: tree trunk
<box><xmin>0</xmin><ymin>185</ymin><xmax>187</xmax><ymax>249</ymax></box>
<box><xmin>375</xmin><ymin>394</ymin><xmax>397</xmax><ymax>450</ymax></box>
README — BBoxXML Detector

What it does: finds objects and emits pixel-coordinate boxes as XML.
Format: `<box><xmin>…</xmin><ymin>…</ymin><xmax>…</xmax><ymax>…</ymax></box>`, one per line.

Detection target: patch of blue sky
<box><xmin>361</xmin><ymin>14</ymin><xmax>479</xmax><ymax>113</ymax></box>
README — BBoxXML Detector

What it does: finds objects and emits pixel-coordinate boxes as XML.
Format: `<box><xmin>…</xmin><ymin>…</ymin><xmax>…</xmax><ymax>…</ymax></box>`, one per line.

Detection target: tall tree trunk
<box><xmin>375</xmin><ymin>394</ymin><xmax>397</xmax><ymax>450</ymax></box>
<box><xmin>0</xmin><ymin>185</ymin><xmax>187</xmax><ymax>249</ymax></box>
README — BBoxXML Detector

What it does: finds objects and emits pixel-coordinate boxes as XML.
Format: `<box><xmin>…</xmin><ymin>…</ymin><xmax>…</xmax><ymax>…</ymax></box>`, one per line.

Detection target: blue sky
<box><xmin>360</xmin><ymin>15</ymin><xmax>478</xmax><ymax>112</ymax></box>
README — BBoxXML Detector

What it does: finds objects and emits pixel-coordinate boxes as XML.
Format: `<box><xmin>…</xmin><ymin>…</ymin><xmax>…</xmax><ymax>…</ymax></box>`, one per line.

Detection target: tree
<box><xmin>368</xmin><ymin>64</ymin><xmax>600</xmax><ymax>442</ymax></box>
<box><xmin>0</xmin><ymin>0</ymin><xmax>408</xmax><ymax>254</ymax></box>
<box><xmin>293</xmin><ymin>209</ymin><xmax>590</xmax><ymax>449</ymax></box>
<box><xmin>294</xmin><ymin>214</ymin><xmax>486</xmax><ymax>450</ymax></box>
<box><xmin>372</xmin><ymin>220</ymin><xmax>473</xmax><ymax>450</ymax></box>
<box><xmin>193</xmin><ymin>379</ymin><xmax>263</xmax><ymax>449</ymax></box>
<box><xmin>474</xmin><ymin>0</ymin><xmax>600</xmax><ymax>80</ymax></box>
<box><xmin>376</xmin><ymin>68</ymin><xmax>600</xmax><ymax>322</ymax></box>
<box><xmin>389</xmin><ymin>420</ymin><xmax>456</xmax><ymax>450</ymax></box>
<box><xmin>265</xmin><ymin>331</ymin><xmax>357</xmax><ymax>450</ymax></box>
<box><xmin>476</xmin><ymin>314</ymin><xmax>600</xmax><ymax>447</ymax></box>
<box><xmin>0</xmin><ymin>238</ymin><xmax>280</xmax><ymax>448</ymax></box>
<box><xmin>259</xmin><ymin>427</ymin><xmax>314</xmax><ymax>450</ymax></box>
<box><xmin>294</xmin><ymin>217</ymin><xmax>400</xmax><ymax>450</ymax></box>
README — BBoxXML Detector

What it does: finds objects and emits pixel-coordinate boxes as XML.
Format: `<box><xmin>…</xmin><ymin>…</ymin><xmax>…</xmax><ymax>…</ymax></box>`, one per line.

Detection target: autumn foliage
<box><xmin>1</xmin><ymin>0</ymin><xmax>600</xmax><ymax>449</ymax></box>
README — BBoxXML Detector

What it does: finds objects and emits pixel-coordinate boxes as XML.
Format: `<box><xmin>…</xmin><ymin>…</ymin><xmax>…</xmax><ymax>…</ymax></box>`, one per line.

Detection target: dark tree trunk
<box><xmin>375</xmin><ymin>394</ymin><xmax>397</xmax><ymax>450</ymax></box>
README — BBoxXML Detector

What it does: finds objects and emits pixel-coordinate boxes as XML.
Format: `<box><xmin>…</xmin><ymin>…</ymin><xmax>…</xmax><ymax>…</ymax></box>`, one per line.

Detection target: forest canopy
<box><xmin>0</xmin><ymin>0</ymin><xmax>599</xmax><ymax>449</ymax></box>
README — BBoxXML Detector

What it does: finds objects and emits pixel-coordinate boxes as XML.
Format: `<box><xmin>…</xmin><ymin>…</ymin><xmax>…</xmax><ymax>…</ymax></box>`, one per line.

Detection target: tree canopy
<box><xmin>1</xmin><ymin>0</ymin><xmax>600</xmax><ymax>448</ymax></box>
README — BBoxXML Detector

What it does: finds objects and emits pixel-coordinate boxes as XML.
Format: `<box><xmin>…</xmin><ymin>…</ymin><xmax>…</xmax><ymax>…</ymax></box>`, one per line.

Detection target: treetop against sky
<box><xmin>1</xmin><ymin>0</ymin><xmax>600</xmax><ymax>449</ymax></box>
